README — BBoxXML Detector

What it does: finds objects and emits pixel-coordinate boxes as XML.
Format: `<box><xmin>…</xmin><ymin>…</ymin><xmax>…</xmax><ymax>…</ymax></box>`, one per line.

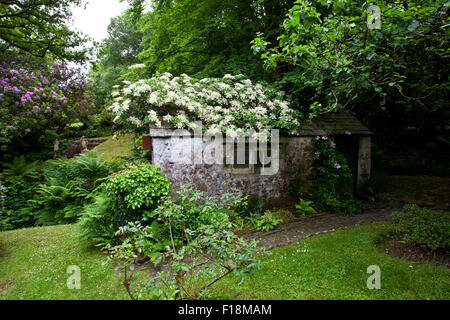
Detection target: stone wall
<box><xmin>150</xmin><ymin>128</ymin><xmax>315</xmax><ymax>202</ymax></box>
<box><xmin>149</xmin><ymin>128</ymin><xmax>371</xmax><ymax>202</ymax></box>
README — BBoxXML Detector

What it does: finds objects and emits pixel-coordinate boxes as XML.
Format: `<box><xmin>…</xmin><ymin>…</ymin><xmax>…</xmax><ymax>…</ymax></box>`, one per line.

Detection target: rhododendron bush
<box><xmin>109</xmin><ymin>72</ymin><xmax>302</xmax><ymax>140</ymax></box>
<box><xmin>0</xmin><ymin>57</ymin><xmax>96</xmax><ymax>145</ymax></box>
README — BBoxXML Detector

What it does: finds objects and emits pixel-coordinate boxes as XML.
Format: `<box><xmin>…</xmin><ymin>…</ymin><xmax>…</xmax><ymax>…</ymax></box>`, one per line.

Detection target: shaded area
<box><xmin>377</xmin><ymin>236</ymin><xmax>449</xmax><ymax>268</ymax></box>
<box><xmin>62</xmin><ymin>139</ymin><xmax>107</xmax><ymax>158</ymax></box>
<box><xmin>245</xmin><ymin>201</ymin><xmax>396</xmax><ymax>250</ymax></box>
<box><xmin>380</xmin><ymin>175</ymin><xmax>450</xmax><ymax>206</ymax></box>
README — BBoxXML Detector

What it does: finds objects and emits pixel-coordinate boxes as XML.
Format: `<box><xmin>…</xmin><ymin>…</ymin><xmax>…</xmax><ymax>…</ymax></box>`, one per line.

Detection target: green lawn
<box><xmin>0</xmin><ymin>223</ymin><xmax>448</xmax><ymax>300</ymax></box>
<box><xmin>200</xmin><ymin>223</ymin><xmax>449</xmax><ymax>300</ymax></box>
<box><xmin>92</xmin><ymin>135</ymin><xmax>134</xmax><ymax>160</ymax></box>
<box><xmin>0</xmin><ymin>224</ymin><xmax>149</xmax><ymax>300</ymax></box>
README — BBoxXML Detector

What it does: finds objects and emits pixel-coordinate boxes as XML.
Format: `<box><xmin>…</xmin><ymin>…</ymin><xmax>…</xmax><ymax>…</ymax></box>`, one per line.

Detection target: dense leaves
<box><xmin>392</xmin><ymin>204</ymin><xmax>450</xmax><ymax>250</ymax></box>
<box><xmin>0</xmin><ymin>0</ymin><xmax>89</xmax><ymax>61</ymax></box>
<box><xmin>103</xmin><ymin>163</ymin><xmax>172</xmax><ymax>227</ymax></box>
<box><xmin>312</xmin><ymin>135</ymin><xmax>362</xmax><ymax>215</ymax></box>
<box><xmin>252</xmin><ymin>0</ymin><xmax>450</xmax><ymax>175</ymax></box>
<box><xmin>109</xmin><ymin>72</ymin><xmax>300</xmax><ymax>139</ymax></box>
<box><xmin>0</xmin><ymin>56</ymin><xmax>96</xmax><ymax>149</ymax></box>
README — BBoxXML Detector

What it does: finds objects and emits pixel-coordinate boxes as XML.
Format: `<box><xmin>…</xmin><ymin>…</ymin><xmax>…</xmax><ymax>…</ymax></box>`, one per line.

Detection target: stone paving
<box><xmin>245</xmin><ymin>202</ymin><xmax>398</xmax><ymax>250</ymax></box>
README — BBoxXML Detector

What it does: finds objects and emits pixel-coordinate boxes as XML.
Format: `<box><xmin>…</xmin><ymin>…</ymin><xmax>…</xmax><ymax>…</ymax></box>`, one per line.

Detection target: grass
<box><xmin>0</xmin><ymin>224</ymin><xmax>149</xmax><ymax>300</ymax></box>
<box><xmin>92</xmin><ymin>134</ymin><xmax>134</xmax><ymax>160</ymax></box>
<box><xmin>189</xmin><ymin>223</ymin><xmax>450</xmax><ymax>300</ymax></box>
<box><xmin>0</xmin><ymin>223</ymin><xmax>448</xmax><ymax>300</ymax></box>
<box><xmin>382</xmin><ymin>175</ymin><xmax>450</xmax><ymax>204</ymax></box>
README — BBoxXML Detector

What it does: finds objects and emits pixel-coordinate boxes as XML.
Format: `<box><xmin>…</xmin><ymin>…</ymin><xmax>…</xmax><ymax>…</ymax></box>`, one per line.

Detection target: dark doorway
<box><xmin>334</xmin><ymin>135</ymin><xmax>359</xmax><ymax>190</ymax></box>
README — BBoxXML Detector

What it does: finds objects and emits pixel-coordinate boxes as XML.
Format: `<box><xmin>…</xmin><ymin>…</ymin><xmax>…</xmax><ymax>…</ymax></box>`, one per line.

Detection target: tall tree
<box><xmin>137</xmin><ymin>0</ymin><xmax>292</xmax><ymax>79</ymax></box>
<box><xmin>0</xmin><ymin>0</ymin><xmax>89</xmax><ymax>61</ymax></box>
<box><xmin>90</xmin><ymin>9</ymin><xmax>144</xmax><ymax>108</ymax></box>
<box><xmin>252</xmin><ymin>0</ymin><xmax>450</xmax><ymax>175</ymax></box>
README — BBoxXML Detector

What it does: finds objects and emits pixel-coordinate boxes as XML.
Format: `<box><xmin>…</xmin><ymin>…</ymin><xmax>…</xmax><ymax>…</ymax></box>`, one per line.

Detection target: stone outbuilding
<box><xmin>143</xmin><ymin>111</ymin><xmax>372</xmax><ymax>203</ymax></box>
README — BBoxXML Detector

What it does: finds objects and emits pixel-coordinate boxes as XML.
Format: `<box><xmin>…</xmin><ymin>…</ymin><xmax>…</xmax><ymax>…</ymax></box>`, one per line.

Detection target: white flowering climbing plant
<box><xmin>108</xmin><ymin>72</ymin><xmax>301</xmax><ymax>140</ymax></box>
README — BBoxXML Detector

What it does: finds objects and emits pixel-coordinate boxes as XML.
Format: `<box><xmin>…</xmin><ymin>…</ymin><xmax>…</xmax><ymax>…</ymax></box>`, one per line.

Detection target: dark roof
<box><xmin>296</xmin><ymin>111</ymin><xmax>373</xmax><ymax>136</ymax></box>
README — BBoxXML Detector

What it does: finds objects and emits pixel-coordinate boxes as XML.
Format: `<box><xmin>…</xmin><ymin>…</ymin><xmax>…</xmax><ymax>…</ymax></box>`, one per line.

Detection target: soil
<box><xmin>377</xmin><ymin>236</ymin><xmax>449</xmax><ymax>268</ymax></box>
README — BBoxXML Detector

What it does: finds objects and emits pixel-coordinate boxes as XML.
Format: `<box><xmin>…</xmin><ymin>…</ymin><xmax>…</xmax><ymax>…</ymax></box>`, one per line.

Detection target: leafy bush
<box><xmin>0</xmin><ymin>57</ymin><xmax>96</xmax><ymax>146</ymax></box>
<box><xmin>391</xmin><ymin>204</ymin><xmax>450</xmax><ymax>250</ymax></box>
<box><xmin>295</xmin><ymin>198</ymin><xmax>316</xmax><ymax>216</ymax></box>
<box><xmin>235</xmin><ymin>195</ymin><xmax>265</xmax><ymax>217</ymax></box>
<box><xmin>34</xmin><ymin>151</ymin><xmax>118</xmax><ymax>226</ymax></box>
<box><xmin>43</xmin><ymin>151</ymin><xmax>117</xmax><ymax>190</ymax></box>
<box><xmin>103</xmin><ymin>163</ymin><xmax>172</xmax><ymax>227</ymax></box>
<box><xmin>105</xmin><ymin>190</ymin><xmax>264</xmax><ymax>300</ymax></box>
<box><xmin>253</xmin><ymin>211</ymin><xmax>282</xmax><ymax>232</ymax></box>
<box><xmin>313</xmin><ymin>186</ymin><xmax>363</xmax><ymax>216</ymax></box>
<box><xmin>0</xmin><ymin>156</ymin><xmax>42</xmax><ymax>230</ymax></box>
<box><xmin>78</xmin><ymin>164</ymin><xmax>172</xmax><ymax>246</ymax></box>
<box><xmin>358</xmin><ymin>171</ymin><xmax>389</xmax><ymax>199</ymax></box>
<box><xmin>34</xmin><ymin>178</ymin><xmax>90</xmax><ymax>225</ymax></box>
<box><xmin>150</xmin><ymin>186</ymin><xmax>243</xmax><ymax>243</ymax></box>
<box><xmin>78</xmin><ymin>194</ymin><xmax>116</xmax><ymax>246</ymax></box>
<box><xmin>312</xmin><ymin>136</ymin><xmax>362</xmax><ymax>216</ymax></box>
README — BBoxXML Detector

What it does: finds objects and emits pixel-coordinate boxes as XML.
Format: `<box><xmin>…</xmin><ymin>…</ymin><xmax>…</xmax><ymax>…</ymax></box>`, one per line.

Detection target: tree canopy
<box><xmin>0</xmin><ymin>0</ymin><xmax>89</xmax><ymax>61</ymax></box>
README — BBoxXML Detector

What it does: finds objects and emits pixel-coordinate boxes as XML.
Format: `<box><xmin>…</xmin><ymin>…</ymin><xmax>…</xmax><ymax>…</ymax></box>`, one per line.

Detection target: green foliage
<box><xmin>0</xmin><ymin>156</ymin><xmax>42</xmax><ymax>230</ymax></box>
<box><xmin>43</xmin><ymin>151</ymin><xmax>118</xmax><ymax>189</ymax></box>
<box><xmin>358</xmin><ymin>171</ymin><xmax>389</xmax><ymax>199</ymax></box>
<box><xmin>90</xmin><ymin>9</ymin><xmax>144</xmax><ymax>109</ymax></box>
<box><xmin>34</xmin><ymin>178</ymin><xmax>90</xmax><ymax>225</ymax></box>
<box><xmin>0</xmin><ymin>0</ymin><xmax>89</xmax><ymax>61</ymax></box>
<box><xmin>105</xmin><ymin>188</ymin><xmax>265</xmax><ymax>300</ymax></box>
<box><xmin>104</xmin><ymin>221</ymin><xmax>156</xmax><ymax>300</ymax></box>
<box><xmin>151</xmin><ymin>186</ymin><xmax>243</xmax><ymax>242</ymax></box>
<box><xmin>233</xmin><ymin>195</ymin><xmax>284</xmax><ymax>231</ymax></box>
<box><xmin>253</xmin><ymin>211</ymin><xmax>282</xmax><ymax>232</ymax></box>
<box><xmin>235</xmin><ymin>195</ymin><xmax>265</xmax><ymax>218</ymax></box>
<box><xmin>392</xmin><ymin>205</ymin><xmax>450</xmax><ymax>250</ymax></box>
<box><xmin>0</xmin><ymin>151</ymin><xmax>118</xmax><ymax>229</ymax></box>
<box><xmin>78</xmin><ymin>194</ymin><xmax>116</xmax><ymax>246</ymax></box>
<box><xmin>253</xmin><ymin>0</ymin><xmax>450</xmax><ymax>174</ymax></box>
<box><xmin>103</xmin><ymin>163</ymin><xmax>172</xmax><ymax>227</ymax></box>
<box><xmin>0</xmin><ymin>55</ymin><xmax>97</xmax><ymax>157</ymax></box>
<box><xmin>312</xmin><ymin>136</ymin><xmax>362</xmax><ymax>216</ymax></box>
<box><xmin>137</xmin><ymin>0</ymin><xmax>291</xmax><ymax>79</ymax></box>
<box><xmin>295</xmin><ymin>198</ymin><xmax>316</xmax><ymax>216</ymax></box>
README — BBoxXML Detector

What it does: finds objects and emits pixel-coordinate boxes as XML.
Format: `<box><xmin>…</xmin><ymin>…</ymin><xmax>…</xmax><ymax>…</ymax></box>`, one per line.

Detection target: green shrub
<box><xmin>235</xmin><ymin>195</ymin><xmax>265</xmax><ymax>217</ymax></box>
<box><xmin>78</xmin><ymin>194</ymin><xmax>116</xmax><ymax>246</ymax></box>
<box><xmin>312</xmin><ymin>136</ymin><xmax>363</xmax><ymax>215</ymax></box>
<box><xmin>0</xmin><ymin>156</ymin><xmax>42</xmax><ymax>230</ymax></box>
<box><xmin>103</xmin><ymin>163</ymin><xmax>172</xmax><ymax>227</ymax></box>
<box><xmin>295</xmin><ymin>198</ymin><xmax>316</xmax><ymax>216</ymax></box>
<box><xmin>391</xmin><ymin>204</ymin><xmax>450</xmax><ymax>250</ymax></box>
<box><xmin>34</xmin><ymin>178</ymin><xmax>90</xmax><ymax>225</ymax></box>
<box><xmin>104</xmin><ymin>186</ymin><xmax>263</xmax><ymax>300</ymax></box>
<box><xmin>253</xmin><ymin>211</ymin><xmax>282</xmax><ymax>232</ymax></box>
<box><xmin>358</xmin><ymin>171</ymin><xmax>389</xmax><ymax>199</ymax></box>
<box><xmin>34</xmin><ymin>151</ymin><xmax>118</xmax><ymax>226</ymax></box>
<box><xmin>150</xmin><ymin>186</ymin><xmax>243</xmax><ymax>243</ymax></box>
<box><xmin>43</xmin><ymin>151</ymin><xmax>117</xmax><ymax>189</ymax></box>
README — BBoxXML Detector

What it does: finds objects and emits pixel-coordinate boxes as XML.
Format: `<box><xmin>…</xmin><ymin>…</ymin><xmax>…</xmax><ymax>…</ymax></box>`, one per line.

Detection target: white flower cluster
<box><xmin>108</xmin><ymin>73</ymin><xmax>300</xmax><ymax>139</ymax></box>
<box><xmin>128</xmin><ymin>64</ymin><xmax>146</xmax><ymax>70</ymax></box>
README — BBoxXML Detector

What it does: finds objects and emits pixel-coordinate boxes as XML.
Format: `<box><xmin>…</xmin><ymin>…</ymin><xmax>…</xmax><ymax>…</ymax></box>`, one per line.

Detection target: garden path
<box><xmin>245</xmin><ymin>202</ymin><xmax>398</xmax><ymax>250</ymax></box>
